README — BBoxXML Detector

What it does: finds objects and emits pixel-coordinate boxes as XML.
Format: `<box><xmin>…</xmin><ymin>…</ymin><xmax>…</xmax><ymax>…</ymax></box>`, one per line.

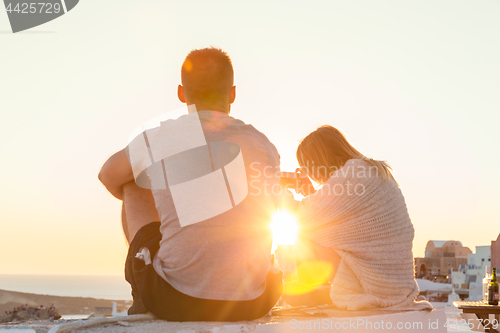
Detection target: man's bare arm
<box><xmin>98</xmin><ymin>148</ymin><xmax>134</xmax><ymax>200</ymax></box>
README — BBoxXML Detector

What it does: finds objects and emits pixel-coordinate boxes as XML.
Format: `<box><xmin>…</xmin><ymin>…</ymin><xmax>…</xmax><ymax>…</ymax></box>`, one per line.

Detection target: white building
<box><xmin>450</xmin><ymin>270</ymin><xmax>466</xmax><ymax>289</ymax></box>
<box><xmin>468</xmin><ymin>246</ymin><xmax>491</xmax><ymax>269</ymax></box>
<box><xmin>451</xmin><ymin>245</ymin><xmax>491</xmax><ymax>300</ymax></box>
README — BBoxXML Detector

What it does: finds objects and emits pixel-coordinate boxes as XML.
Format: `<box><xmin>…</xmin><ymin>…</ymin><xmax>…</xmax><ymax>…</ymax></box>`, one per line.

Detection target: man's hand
<box><xmin>280</xmin><ymin>169</ymin><xmax>316</xmax><ymax>197</ymax></box>
<box><xmin>294</xmin><ymin>168</ymin><xmax>316</xmax><ymax>197</ymax></box>
<box><xmin>98</xmin><ymin>148</ymin><xmax>134</xmax><ymax>200</ymax></box>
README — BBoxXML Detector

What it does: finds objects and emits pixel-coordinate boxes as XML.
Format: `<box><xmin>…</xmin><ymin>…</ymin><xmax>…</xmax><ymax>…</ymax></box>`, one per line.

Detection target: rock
<box><xmin>35</xmin><ymin>310</ymin><xmax>50</xmax><ymax>320</ymax></box>
<box><xmin>49</xmin><ymin>310</ymin><xmax>62</xmax><ymax>320</ymax></box>
<box><xmin>15</xmin><ymin>309</ymin><xmax>30</xmax><ymax>321</ymax></box>
<box><xmin>116</xmin><ymin>321</ymin><xmax>131</xmax><ymax>327</ymax></box>
<box><xmin>0</xmin><ymin>312</ymin><xmax>13</xmax><ymax>323</ymax></box>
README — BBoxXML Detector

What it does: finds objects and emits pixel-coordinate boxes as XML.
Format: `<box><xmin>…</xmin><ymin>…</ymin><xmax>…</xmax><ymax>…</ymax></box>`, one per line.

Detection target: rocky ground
<box><xmin>0</xmin><ymin>289</ymin><xmax>131</xmax><ymax>327</ymax></box>
<box><xmin>0</xmin><ymin>304</ymin><xmax>61</xmax><ymax>323</ymax></box>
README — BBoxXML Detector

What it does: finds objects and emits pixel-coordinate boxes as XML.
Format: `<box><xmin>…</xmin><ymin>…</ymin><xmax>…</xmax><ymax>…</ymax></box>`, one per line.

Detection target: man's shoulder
<box><xmin>150</xmin><ymin>111</ymin><xmax>280</xmax><ymax>161</ymax></box>
<box><xmin>227</xmin><ymin>116</ymin><xmax>280</xmax><ymax>158</ymax></box>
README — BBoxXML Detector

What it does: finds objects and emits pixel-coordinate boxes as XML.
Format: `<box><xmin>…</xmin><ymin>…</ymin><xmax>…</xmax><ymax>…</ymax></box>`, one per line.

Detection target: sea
<box><xmin>0</xmin><ymin>275</ymin><xmax>132</xmax><ymax>300</ymax></box>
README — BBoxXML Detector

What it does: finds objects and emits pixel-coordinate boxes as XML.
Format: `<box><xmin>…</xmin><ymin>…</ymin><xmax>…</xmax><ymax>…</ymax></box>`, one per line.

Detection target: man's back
<box><xmin>151</xmin><ymin>110</ymin><xmax>280</xmax><ymax>300</ymax></box>
<box><xmin>100</xmin><ymin>48</ymin><xmax>283</xmax><ymax>320</ymax></box>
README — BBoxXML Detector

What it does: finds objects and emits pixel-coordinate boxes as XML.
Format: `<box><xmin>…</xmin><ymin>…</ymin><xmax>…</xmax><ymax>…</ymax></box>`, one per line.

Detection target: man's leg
<box><xmin>121</xmin><ymin>204</ymin><xmax>131</xmax><ymax>244</ymax></box>
<box><xmin>122</xmin><ymin>181</ymin><xmax>160</xmax><ymax>244</ymax></box>
<box><xmin>122</xmin><ymin>181</ymin><xmax>160</xmax><ymax>315</ymax></box>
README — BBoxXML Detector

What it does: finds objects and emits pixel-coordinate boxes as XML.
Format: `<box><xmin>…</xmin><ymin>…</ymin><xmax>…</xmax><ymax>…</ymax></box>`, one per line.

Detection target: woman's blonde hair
<box><xmin>296</xmin><ymin>125</ymin><xmax>395</xmax><ymax>185</ymax></box>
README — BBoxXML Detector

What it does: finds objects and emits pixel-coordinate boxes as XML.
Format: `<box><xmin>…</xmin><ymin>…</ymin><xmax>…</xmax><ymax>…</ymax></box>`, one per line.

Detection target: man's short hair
<box><xmin>181</xmin><ymin>47</ymin><xmax>234</xmax><ymax>105</ymax></box>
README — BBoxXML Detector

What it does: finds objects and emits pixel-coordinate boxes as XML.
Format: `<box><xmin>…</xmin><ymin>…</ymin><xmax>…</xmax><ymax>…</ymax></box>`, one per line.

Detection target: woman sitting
<box><xmin>284</xmin><ymin>125</ymin><xmax>432</xmax><ymax>311</ymax></box>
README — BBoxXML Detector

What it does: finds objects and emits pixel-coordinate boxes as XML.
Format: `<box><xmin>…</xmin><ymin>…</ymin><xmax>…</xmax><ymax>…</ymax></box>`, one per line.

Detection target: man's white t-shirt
<box><xmin>150</xmin><ymin>110</ymin><xmax>281</xmax><ymax>301</ymax></box>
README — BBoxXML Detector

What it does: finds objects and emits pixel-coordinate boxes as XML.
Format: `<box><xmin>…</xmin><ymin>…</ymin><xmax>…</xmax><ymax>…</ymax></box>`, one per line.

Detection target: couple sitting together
<box><xmin>98</xmin><ymin>47</ymin><xmax>432</xmax><ymax>321</ymax></box>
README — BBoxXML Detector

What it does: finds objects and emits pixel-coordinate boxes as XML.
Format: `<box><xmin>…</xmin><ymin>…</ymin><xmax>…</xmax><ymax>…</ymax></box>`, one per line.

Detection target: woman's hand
<box><xmin>295</xmin><ymin>168</ymin><xmax>316</xmax><ymax>197</ymax></box>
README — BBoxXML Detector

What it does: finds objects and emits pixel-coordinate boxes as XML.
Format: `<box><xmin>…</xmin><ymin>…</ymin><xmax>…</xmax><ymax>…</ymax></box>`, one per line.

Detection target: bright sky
<box><xmin>1</xmin><ymin>0</ymin><xmax>499</xmax><ymax>275</ymax></box>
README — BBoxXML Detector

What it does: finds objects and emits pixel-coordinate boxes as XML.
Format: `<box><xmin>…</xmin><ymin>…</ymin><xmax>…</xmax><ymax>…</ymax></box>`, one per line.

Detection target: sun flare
<box><xmin>270</xmin><ymin>209</ymin><xmax>299</xmax><ymax>250</ymax></box>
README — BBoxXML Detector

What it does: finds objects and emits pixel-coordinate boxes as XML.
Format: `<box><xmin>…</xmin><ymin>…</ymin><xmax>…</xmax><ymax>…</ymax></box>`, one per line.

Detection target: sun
<box><xmin>270</xmin><ymin>209</ymin><xmax>299</xmax><ymax>252</ymax></box>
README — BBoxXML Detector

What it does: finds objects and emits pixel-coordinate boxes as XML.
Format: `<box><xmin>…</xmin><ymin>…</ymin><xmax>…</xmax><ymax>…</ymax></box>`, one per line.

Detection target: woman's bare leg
<box><xmin>295</xmin><ymin>236</ymin><xmax>340</xmax><ymax>283</ymax></box>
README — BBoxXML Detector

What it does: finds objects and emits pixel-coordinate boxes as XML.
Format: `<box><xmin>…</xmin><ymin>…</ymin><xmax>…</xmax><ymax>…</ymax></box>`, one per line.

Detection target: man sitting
<box><xmin>98</xmin><ymin>47</ymin><xmax>283</xmax><ymax>321</ymax></box>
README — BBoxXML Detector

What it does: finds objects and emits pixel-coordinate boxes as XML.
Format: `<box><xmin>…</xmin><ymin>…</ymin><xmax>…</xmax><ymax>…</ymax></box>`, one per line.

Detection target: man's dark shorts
<box><xmin>125</xmin><ymin>222</ymin><xmax>283</xmax><ymax>322</ymax></box>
